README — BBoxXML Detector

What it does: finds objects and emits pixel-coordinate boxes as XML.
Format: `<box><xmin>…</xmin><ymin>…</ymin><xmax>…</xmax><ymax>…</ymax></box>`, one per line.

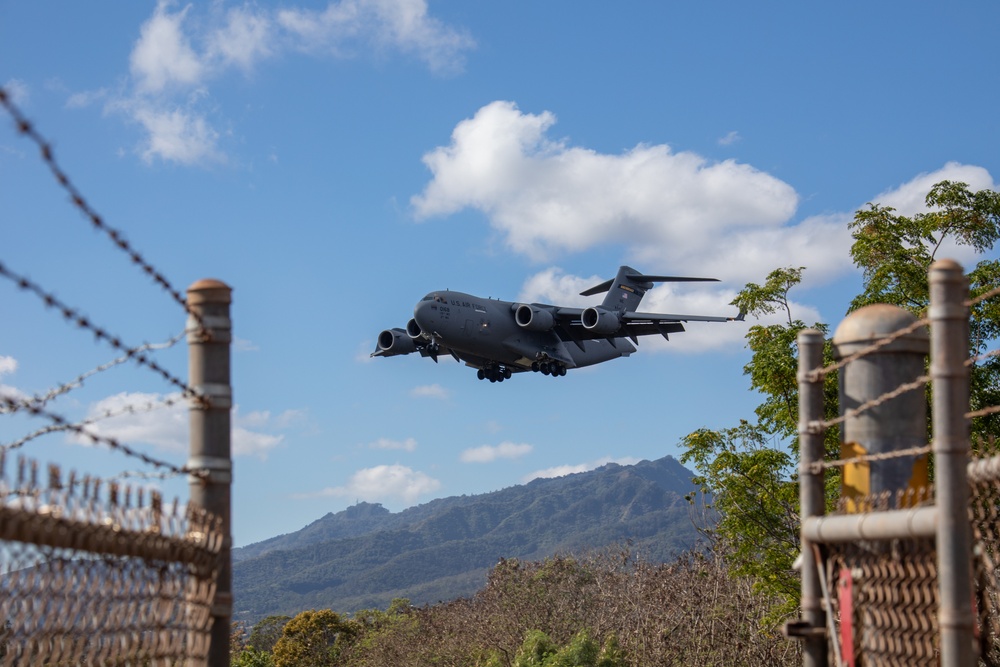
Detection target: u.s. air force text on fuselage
<box><xmin>372</xmin><ymin>266</ymin><xmax>744</xmax><ymax>383</ymax></box>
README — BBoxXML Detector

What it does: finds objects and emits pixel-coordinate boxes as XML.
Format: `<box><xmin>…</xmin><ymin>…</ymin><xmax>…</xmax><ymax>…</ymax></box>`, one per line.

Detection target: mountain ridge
<box><xmin>232</xmin><ymin>455</ymin><xmax>704</xmax><ymax>622</ymax></box>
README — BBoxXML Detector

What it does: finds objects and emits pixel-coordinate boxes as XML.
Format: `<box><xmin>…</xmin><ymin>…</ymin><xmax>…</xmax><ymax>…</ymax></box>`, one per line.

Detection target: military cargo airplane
<box><xmin>372</xmin><ymin>266</ymin><xmax>744</xmax><ymax>382</ymax></box>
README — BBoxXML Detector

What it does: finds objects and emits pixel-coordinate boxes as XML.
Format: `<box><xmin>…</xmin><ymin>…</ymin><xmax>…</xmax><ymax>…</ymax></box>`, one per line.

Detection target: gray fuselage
<box><xmin>412</xmin><ymin>290</ymin><xmax>633</xmax><ymax>371</ymax></box>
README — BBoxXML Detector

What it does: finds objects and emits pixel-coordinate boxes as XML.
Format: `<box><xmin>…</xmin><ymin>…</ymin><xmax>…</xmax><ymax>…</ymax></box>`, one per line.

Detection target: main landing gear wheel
<box><xmin>531</xmin><ymin>361</ymin><xmax>566</xmax><ymax>377</ymax></box>
<box><xmin>478</xmin><ymin>365</ymin><xmax>511</xmax><ymax>382</ymax></box>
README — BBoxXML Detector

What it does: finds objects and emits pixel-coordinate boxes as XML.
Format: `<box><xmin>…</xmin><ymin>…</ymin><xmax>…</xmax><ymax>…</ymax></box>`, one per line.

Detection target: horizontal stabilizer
<box><xmin>580</xmin><ymin>273</ymin><xmax>718</xmax><ymax>297</ymax></box>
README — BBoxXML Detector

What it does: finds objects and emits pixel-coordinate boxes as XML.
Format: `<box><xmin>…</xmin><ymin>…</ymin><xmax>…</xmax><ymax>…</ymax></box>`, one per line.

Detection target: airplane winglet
<box><xmin>733</xmin><ymin>311</ymin><xmax>746</xmax><ymax>322</ymax></box>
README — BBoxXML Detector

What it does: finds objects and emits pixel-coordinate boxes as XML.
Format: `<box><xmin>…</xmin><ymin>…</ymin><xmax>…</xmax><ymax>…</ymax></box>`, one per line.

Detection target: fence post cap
<box><xmin>187</xmin><ymin>279</ymin><xmax>232</xmax><ymax>305</ymax></box>
<box><xmin>832</xmin><ymin>303</ymin><xmax>928</xmax><ymax>356</ymax></box>
<box><xmin>930</xmin><ymin>258</ymin><xmax>963</xmax><ymax>273</ymax></box>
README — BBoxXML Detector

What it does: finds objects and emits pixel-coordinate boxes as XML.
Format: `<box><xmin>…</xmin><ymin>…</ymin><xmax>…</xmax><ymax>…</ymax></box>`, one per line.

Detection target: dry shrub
<box><xmin>343</xmin><ymin>547</ymin><xmax>798</xmax><ymax>667</ymax></box>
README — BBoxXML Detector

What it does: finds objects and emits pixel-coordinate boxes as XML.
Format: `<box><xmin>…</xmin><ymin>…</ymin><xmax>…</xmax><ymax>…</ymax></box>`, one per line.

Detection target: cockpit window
<box><xmin>421</xmin><ymin>295</ymin><xmax>435</xmax><ymax>302</ymax></box>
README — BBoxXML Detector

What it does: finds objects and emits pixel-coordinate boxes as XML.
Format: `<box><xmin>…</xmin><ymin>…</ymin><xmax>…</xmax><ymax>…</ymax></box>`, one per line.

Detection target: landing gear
<box><xmin>530</xmin><ymin>359</ymin><xmax>566</xmax><ymax>377</ymax></box>
<box><xmin>478</xmin><ymin>364</ymin><xmax>512</xmax><ymax>382</ymax></box>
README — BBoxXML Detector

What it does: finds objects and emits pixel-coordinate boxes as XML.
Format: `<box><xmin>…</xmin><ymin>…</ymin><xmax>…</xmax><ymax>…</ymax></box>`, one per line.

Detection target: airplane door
<box><xmin>463</xmin><ymin>320</ymin><xmax>474</xmax><ymax>337</ymax></box>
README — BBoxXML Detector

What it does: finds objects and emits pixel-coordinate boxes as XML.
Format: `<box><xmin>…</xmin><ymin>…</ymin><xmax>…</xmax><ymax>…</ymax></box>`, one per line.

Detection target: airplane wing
<box><xmin>624</xmin><ymin>311</ymin><xmax>740</xmax><ymax>324</ymax></box>
<box><xmin>531</xmin><ymin>306</ymin><xmax>743</xmax><ymax>346</ymax></box>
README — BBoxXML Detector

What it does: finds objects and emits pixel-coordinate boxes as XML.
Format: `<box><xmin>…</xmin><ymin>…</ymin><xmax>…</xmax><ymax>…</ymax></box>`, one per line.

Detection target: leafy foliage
<box><xmin>682</xmin><ymin>265</ymin><xmax>841</xmax><ymax>619</ymax></box>
<box><xmin>272</xmin><ymin>609</ymin><xmax>358</xmax><ymax>667</ymax></box>
<box><xmin>680</xmin><ymin>179</ymin><xmax>1000</xmax><ymax>624</ymax></box>
<box><xmin>247</xmin><ymin>615</ymin><xmax>291</xmax><ymax>654</ymax></box>
<box><xmin>850</xmin><ymin>180</ymin><xmax>1000</xmax><ymax>438</ymax></box>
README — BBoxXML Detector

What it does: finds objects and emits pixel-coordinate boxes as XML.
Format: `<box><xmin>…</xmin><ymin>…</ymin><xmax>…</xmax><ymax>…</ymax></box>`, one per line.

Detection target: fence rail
<box><xmin>0</xmin><ymin>458</ymin><xmax>224</xmax><ymax>666</ymax></box>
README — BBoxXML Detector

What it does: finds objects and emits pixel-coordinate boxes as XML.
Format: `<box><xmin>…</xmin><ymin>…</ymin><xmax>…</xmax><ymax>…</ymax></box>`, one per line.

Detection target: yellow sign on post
<box><xmin>841</xmin><ymin>440</ymin><xmax>929</xmax><ymax>513</ymax></box>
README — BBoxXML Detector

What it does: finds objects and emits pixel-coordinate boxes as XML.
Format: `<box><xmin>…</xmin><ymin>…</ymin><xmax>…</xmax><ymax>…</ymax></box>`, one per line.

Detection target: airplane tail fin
<box><xmin>580</xmin><ymin>266</ymin><xmax>719</xmax><ymax>314</ymax></box>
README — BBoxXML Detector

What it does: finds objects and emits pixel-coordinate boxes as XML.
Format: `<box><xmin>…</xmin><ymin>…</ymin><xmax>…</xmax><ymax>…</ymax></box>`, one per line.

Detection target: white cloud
<box><xmin>66</xmin><ymin>88</ymin><xmax>109</xmax><ymax>109</ymax></box>
<box><xmin>3</xmin><ymin>79</ymin><xmax>29</xmax><ymax>106</ymax></box>
<box><xmin>130</xmin><ymin>2</ymin><xmax>205</xmax><ymax>93</ymax></box>
<box><xmin>131</xmin><ymin>104</ymin><xmax>223</xmax><ymax>165</ymax></box>
<box><xmin>368</xmin><ymin>437</ymin><xmax>417</xmax><ymax>452</ymax></box>
<box><xmin>718</xmin><ymin>130</ymin><xmax>741</xmax><ymax>146</ymax></box>
<box><xmin>206</xmin><ymin>6</ymin><xmax>275</xmax><ymax>71</ymax></box>
<box><xmin>308</xmin><ymin>464</ymin><xmax>441</xmax><ymax>504</ymax></box>
<box><xmin>277</xmin><ymin>0</ymin><xmax>474</xmax><ymax>73</ymax></box>
<box><xmin>412</xmin><ymin>101</ymin><xmax>999</xmax><ymax>303</ymax></box>
<box><xmin>98</xmin><ymin>0</ymin><xmax>474</xmax><ymax>166</ymax></box>
<box><xmin>410</xmin><ymin>383</ymin><xmax>449</xmax><ymax>399</ymax></box>
<box><xmin>522</xmin><ymin>456</ymin><xmax>641</xmax><ymax>482</ymax></box>
<box><xmin>460</xmin><ymin>441</ymin><xmax>533</xmax><ymax>463</ymax></box>
<box><xmin>234</xmin><ymin>337</ymin><xmax>260</xmax><ymax>352</ymax></box>
<box><xmin>0</xmin><ymin>356</ymin><xmax>17</xmax><ymax>376</ymax></box>
<box><xmin>75</xmin><ymin>392</ymin><xmax>189</xmax><ymax>453</ymax></box>
<box><xmin>71</xmin><ymin>392</ymin><xmax>292</xmax><ymax>459</ymax></box>
<box><xmin>412</xmin><ymin>101</ymin><xmax>801</xmax><ymax>264</ymax></box>
<box><xmin>871</xmin><ymin>162</ymin><xmax>996</xmax><ymax>218</ymax></box>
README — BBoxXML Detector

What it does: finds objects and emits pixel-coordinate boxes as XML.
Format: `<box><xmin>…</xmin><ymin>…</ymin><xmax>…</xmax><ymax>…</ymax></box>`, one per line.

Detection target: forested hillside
<box><xmin>232</xmin><ymin>456</ymin><xmax>704</xmax><ymax>621</ymax></box>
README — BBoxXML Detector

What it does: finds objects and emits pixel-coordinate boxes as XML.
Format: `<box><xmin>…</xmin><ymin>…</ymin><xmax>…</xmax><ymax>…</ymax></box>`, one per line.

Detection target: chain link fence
<box><xmin>0</xmin><ymin>456</ymin><xmax>224</xmax><ymax>666</ymax></box>
<box><xmin>791</xmin><ymin>260</ymin><xmax>1000</xmax><ymax>666</ymax></box>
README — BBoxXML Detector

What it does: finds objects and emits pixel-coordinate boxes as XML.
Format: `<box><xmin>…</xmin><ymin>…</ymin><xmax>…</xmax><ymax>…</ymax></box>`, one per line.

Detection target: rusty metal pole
<box><xmin>187</xmin><ymin>279</ymin><xmax>233</xmax><ymax>667</ymax></box>
<box><xmin>929</xmin><ymin>259</ymin><xmax>975</xmax><ymax>666</ymax></box>
<box><xmin>832</xmin><ymin>305</ymin><xmax>929</xmax><ymax>508</ymax></box>
<box><xmin>797</xmin><ymin>329</ymin><xmax>828</xmax><ymax>667</ymax></box>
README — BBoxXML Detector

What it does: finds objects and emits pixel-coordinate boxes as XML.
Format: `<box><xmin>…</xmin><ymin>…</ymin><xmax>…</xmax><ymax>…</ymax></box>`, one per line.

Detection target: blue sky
<box><xmin>1</xmin><ymin>1</ymin><xmax>997</xmax><ymax>546</ymax></box>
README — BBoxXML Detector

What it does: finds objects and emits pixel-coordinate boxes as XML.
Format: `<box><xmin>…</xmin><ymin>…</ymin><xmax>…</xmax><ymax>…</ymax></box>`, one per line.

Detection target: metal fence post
<box><xmin>929</xmin><ymin>259</ymin><xmax>975</xmax><ymax>666</ymax></box>
<box><xmin>797</xmin><ymin>329</ymin><xmax>828</xmax><ymax>667</ymax></box>
<box><xmin>187</xmin><ymin>279</ymin><xmax>233</xmax><ymax>667</ymax></box>
<box><xmin>832</xmin><ymin>305</ymin><xmax>929</xmax><ymax>508</ymax></box>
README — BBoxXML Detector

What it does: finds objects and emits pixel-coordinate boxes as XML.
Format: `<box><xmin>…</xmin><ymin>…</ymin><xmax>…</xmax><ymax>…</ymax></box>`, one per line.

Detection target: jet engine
<box><xmin>515</xmin><ymin>304</ymin><xmax>555</xmax><ymax>331</ymax></box>
<box><xmin>406</xmin><ymin>318</ymin><xmax>423</xmax><ymax>339</ymax></box>
<box><xmin>581</xmin><ymin>307</ymin><xmax>620</xmax><ymax>334</ymax></box>
<box><xmin>376</xmin><ymin>328</ymin><xmax>418</xmax><ymax>356</ymax></box>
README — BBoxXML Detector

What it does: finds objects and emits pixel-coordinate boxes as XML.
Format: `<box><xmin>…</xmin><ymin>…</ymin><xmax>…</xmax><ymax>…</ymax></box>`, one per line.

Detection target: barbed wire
<box><xmin>806</xmin><ymin>316</ymin><xmax>929</xmax><ymax>383</ymax></box>
<box><xmin>967</xmin><ymin>282</ymin><xmax>1000</xmax><ymax>308</ymax></box>
<box><xmin>0</xmin><ymin>86</ymin><xmax>207</xmax><ymax>338</ymax></box>
<box><xmin>808</xmin><ymin>444</ymin><xmax>933</xmax><ymax>474</ymax></box>
<box><xmin>0</xmin><ymin>393</ymin><xmax>205</xmax><ymax>480</ymax></box>
<box><xmin>105</xmin><ymin>468</ymin><xmax>185</xmax><ymax>483</ymax></box>
<box><xmin>967</xmin><ymin>347</ymin><xmax>1000</xmax><ymax>367</ymax></box>
<box><xmin>0</xmin><ymin>261</ymin><xmax>208</xmax><ymax>407</ymax></box>
<box><xmin>0</xmin><ymin>332</ymin><xmax>188</xmax><ymax>416</ymax></box>
<box><xmin>815</xmin><ymin>374</ymin><xmax>930</xmax><ymax>432</ymax></box>
<box><xmin>968</xmin><ymin>404</ymin><xmax>1000</xmax><ymax>420</ymax></box>
<box><xmin>2</xmin><ymin>393</ymin><xmax>185</xmax><ymax>454</ymax></box>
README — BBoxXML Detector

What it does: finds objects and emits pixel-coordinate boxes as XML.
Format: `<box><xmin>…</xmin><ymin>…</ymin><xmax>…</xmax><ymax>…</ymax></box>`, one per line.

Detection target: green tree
<box><xmin>682</xmin><ymin>266</ymin><xmax>840</xmax><ymax>620</ymax></box>
<box><xmin>514</xmin><ymin>630</ymin><xmax>557</xmax><ymax>667</ymax></box>
<box><xmin>247</xmin><ymin>615</ymin><xmax>291</xmax><ymax>654</ymax></box>
<box><xmin>272</xmin><ymin>609</ymin><xmax>357</xmax><ymax>667</ymax></box>
<box><xmin>849</xmin><ymin>180</ymin><xmax>1000</xmax><ymax>438</ymax></box>
<box><xmin>682</xmin><ymin>179</ymin><xmax>1000</xmax><ymax>624</ymax></box>
<box><xmin>232</xmin><ymin>647</ymin><xmax>275</xmax><ymax>667</ymax></box>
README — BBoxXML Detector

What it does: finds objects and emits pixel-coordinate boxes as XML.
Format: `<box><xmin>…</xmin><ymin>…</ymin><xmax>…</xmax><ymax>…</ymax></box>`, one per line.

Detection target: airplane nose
<box><xmin>413</xmin><ymin>299</ymin><xmax>435</xmax><ymax>332</ymax></box>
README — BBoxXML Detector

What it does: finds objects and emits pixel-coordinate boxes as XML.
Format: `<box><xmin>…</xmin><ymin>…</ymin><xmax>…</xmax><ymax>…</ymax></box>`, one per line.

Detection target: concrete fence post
<box><xmin>929</xmin><ymin>259</ymin><xmax>975</xmax><ymax>666</ymax></box>
<box><xmin>832</xmin><ymin>305</ymin><xmax>929</xmax><ymax>508</ymax></box>
<box><xmin>830</xmin><ymin>303</ymin><xmax>929</xmax><ymax>664</ymax></box>
<box><xmin>797</xmin><ymin>328</ymin><xmax>828</xmax><ymax>667</ymax></box>
<box><xmin>187</xmin><ymin>279</ymin><xmax>233</xmax><ymax>667</ymax></box>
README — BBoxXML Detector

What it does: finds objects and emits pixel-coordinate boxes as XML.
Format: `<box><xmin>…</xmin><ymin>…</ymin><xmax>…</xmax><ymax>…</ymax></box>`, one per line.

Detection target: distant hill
<box><xmin>232</xmin><ymin>455</ymin><xmax>705</xmax><ymax>622</ymax></box>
